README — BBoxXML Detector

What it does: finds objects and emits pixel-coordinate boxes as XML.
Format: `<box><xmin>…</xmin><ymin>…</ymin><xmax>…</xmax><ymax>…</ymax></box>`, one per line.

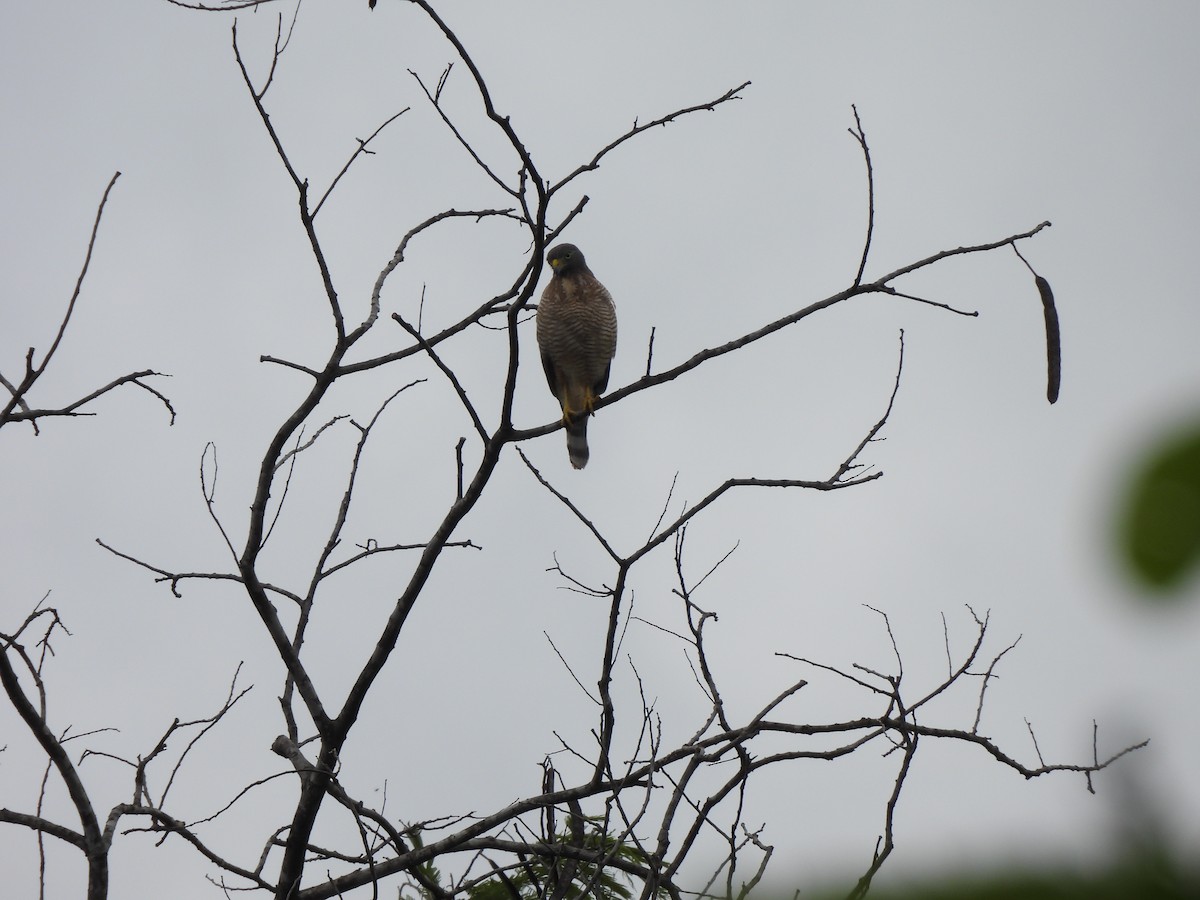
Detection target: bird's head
<box><xmin>547</xmin><ymin>243</ymin><xmax>586</xmax><ymax>275</ymax></box>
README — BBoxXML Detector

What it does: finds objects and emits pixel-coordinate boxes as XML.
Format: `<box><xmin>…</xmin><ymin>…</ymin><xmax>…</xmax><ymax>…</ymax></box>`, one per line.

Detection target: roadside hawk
<box><xmin>536</xmin><ymin>243</ymin><xmax>618</xmax><ymax>469</ymax></box>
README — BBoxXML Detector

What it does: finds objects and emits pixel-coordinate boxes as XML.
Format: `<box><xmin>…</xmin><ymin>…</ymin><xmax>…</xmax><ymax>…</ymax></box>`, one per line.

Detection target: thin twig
<box><xmin>313</xmin><ymin>107</ymin><xmax>411</xmax><ymax>218</ymax></box>
<box><xmin>849</xmin><ymin>105</ymin><xmax>875</xmax><ymax>287</ymax></box>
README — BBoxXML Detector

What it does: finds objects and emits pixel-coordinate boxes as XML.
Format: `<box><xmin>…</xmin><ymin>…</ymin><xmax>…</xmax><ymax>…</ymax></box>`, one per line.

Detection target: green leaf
<box><xmin>467</xmin><ymin>881</ymin><xmax>519</xmax><ymax>900</ymax></box>
<box><xmin>1119</xmin><ymin>421</ymin><xmax>1200</xmax><ymax>595</ymax></box>
<box><xmin>462</xmin><ymin>818</ymin><xmax>667</xmax><ymax>900</ymax></box>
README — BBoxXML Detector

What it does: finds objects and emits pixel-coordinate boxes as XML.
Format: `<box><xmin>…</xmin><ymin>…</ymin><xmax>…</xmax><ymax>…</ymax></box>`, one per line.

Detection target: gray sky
<box><xmin>3</xmin><ymin>2</ymin><xmax>1199</xmax><ymax>897</ymax></box>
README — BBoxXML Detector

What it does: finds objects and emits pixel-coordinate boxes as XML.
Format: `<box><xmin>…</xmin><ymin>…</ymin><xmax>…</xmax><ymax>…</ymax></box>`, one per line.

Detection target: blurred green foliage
<box><xmin>1118</xmin><ymin>419</ymin><xmax>1200</xmax><ymax>598</ymax></box>
<box><xmin>799</xmin><ymin>850</ymin><xmax>1197</xmax><ymax>899</ymax></box>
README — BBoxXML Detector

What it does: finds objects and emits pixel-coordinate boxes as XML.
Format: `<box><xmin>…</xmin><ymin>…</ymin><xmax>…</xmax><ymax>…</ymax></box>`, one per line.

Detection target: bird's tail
<box><xmin>565</xmin><ymin>415</ymin><xmax>589</xmax><ymax>469</ymax></box>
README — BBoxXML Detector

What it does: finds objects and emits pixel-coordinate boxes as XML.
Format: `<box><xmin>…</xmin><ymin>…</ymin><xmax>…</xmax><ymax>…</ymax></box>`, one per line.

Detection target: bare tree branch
<box><xmin>9</xmin><ymin>5</ymin><xmax>1138</xmax><ymax>899</ymax></box>
<box><xmin>1</xmin><ymin>611</ymin><xmax>107</xmax><ymax>899</ymax></box>
<box><xmin>548</xmin><ymin>82</ymin><xmax>752</xmax><ymax>196</ymax></box>
<box><xmin>1</xmin><ymin>173</ymin><xmax>175</xmax><ymax>435</ymax></box>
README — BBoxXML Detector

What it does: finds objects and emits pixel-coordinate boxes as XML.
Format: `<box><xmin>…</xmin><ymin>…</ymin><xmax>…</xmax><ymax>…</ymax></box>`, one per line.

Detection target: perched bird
<box><xmin>535</xmin><ymin>243</ymin><xmax>618</xmax><ymax>469</ymax></box>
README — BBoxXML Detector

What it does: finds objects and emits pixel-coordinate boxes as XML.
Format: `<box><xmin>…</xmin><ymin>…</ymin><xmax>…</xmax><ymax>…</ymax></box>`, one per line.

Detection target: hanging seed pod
<box><xmin>1036</xmin><ymin>275</ymin><xmax>1061</xmax><ymax>404</ymax></box>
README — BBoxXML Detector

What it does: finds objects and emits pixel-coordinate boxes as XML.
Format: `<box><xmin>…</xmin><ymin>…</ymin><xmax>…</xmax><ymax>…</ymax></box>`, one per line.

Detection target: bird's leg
<box><xmin>560</xmin><ymin>393</ymin><xmax>595</xmax><ymax>425</ymax></box>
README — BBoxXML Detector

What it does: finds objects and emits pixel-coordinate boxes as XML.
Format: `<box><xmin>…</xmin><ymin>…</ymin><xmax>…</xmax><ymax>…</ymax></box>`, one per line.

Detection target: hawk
<box><xmin>535</xmin><ymin>243</ymin><xmax>618</xmax><ymax>469</ymax></box>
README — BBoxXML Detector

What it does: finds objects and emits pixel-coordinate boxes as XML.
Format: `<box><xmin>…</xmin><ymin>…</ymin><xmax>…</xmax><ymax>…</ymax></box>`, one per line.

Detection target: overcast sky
<box><xmin>3</xmin><ymin>2</ymin><xmax>1199</xmax><ymax>898</ymax></box>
